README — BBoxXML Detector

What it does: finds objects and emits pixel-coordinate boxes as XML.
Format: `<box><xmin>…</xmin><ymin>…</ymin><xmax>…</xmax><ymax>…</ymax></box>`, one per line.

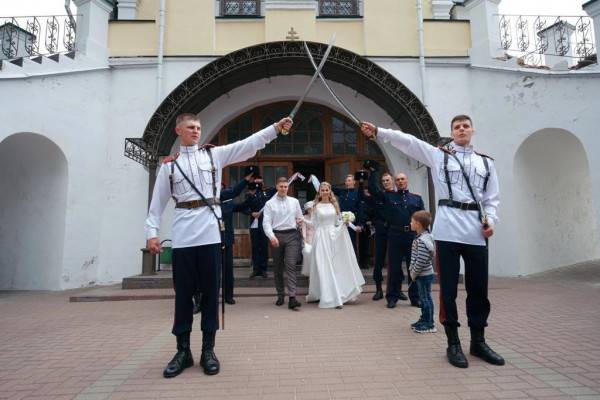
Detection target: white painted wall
<box><xmin>0</xmin><ymin>133</ymin><xmax>68</xmax><ymax>290</ymax></box>
<box><xmin>514</xmin><ymin>128</ymin><xmax>598</xmax><ymax>275</ymax></box>
<box><xmin>1</xmin><ymin>54</ymin><xmax>599</xmax><ymax>289</ymax></box>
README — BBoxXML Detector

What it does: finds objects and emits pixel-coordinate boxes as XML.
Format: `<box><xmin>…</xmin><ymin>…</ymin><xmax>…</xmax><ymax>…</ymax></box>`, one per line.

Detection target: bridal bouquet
<box><xmin>341</xmin><ymin>211</ymin><xmax>356</xmax><ymax>224</ymax></box>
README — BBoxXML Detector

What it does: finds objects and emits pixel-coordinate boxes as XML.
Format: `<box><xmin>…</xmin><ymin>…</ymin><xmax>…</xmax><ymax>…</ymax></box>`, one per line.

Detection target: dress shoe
<box><xmin>444</xmin><ymin>325</ymin><xmax>469</xmax><ymax>368</ymax></box>
<box><xmin>275</xmin><ymin>294</ymin><xmax>285</xmax><ymax>306</ymax></box>
<box><xmin>163</xmin><ymin>332</ymin><xmax>194</xmax><ymax>378</ymax></box>
<box><xmin>386</xmin><ymin>299</ymin><xmax>397</xmax><ymax>309</ymax></box>
<box><xmin>225</xmin><ymin>298</ymin><xmax>236</xmax><ymax>305</ymax></box>
<box><xmin>372</xmin><ymin>282</ymin><xmax>384</xmax><ymax>301</ymax></box>
<box><xmin>261</xmin><ymin>271</ymin><xmax>269</xmax><ymax>279</ymax></box>
<box><xmin>249</xmin><ymin>271</ymin><xmax>259</xmax><ymax>279</ymax></box>
<box><xmin>200</xmin><ymin>331</ymin><xmax>220</xmax><ymax>375</ymax></box>
<box><xmin>398</xmin><ymin>291</ymin><xmax>408</xmax><ymax>301</ymax></box>
<box><xmin>288</xmin><ymin>297</ymin><xmax>302</xmax><ymax>310</ymax></box>
<box><xmin>470</xmin><ymin>328</ymin><xmax>505</xmax><ymax>365</ymax></box>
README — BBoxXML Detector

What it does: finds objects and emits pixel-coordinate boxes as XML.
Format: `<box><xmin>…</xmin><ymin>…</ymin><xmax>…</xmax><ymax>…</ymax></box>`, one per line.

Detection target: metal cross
<box><xmin>286</xmin><ymin>27</ymin><xmax>299</xmax><ymax>41</ymax></box>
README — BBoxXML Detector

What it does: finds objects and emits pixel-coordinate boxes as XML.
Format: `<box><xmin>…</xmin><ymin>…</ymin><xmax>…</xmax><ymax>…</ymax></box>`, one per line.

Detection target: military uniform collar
<box><xmin>450</xmin><ymin>142</ymin><xmax>474</xmax><ymax>154</ymax></box>
<box><xmin>180</xmin><ymin>144</ymin><xmax>198</xmax><ymax>153</ymax></box>
<box><xmin>398</xmin><ymin>189</ymin><xmax>409</xmax><ymax>194</ymax></box>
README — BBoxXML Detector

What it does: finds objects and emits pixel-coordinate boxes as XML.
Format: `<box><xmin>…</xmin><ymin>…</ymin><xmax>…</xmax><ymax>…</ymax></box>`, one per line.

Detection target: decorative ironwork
<box><xmin>0</xmin><ymin>15</ymin><xmax>77</xmax><ymax>60</ymax></box>
<box><xmin>63</xmin><ymin>17</ymin><xmax>76</xmax><ymax>51</ymax></box>
<box><xmin>45</xmin><ymin>16</ymin><xmax>59</xmax><ymax>54</ymax></box>
<box><xmin>499</xmin><ymin>15</ymin><xmax>511</xmax><ymax>50</ymax></box>
<box><xmin>126</xmin><ymin>41</ymin><xmax>438</xmax><ymax>167</ymax></box>
<box><xmin>125</xmin><ymin>138</ymin><xmax>157</xmax><ymax>168</ymax></box>
<box><xmin>319</xmin><ymin>0</ymin><xmax>360</xmax><ymax>17</ymax></box>
<box><xmin>25</xmin><ymin>17</ymin><xmax>40</xmax><ymax>55</ymax></box>
<box><xmin>497</xmin><ymin>14</ymin><xmax>596</xmax><ymax>67</ymax></box>
<box><xmin>220</xmin><ymin>0</ymin><xmax>261</xmax><ymax>17</ymax></box>
<box><xmin>1</xmin><ymin>18</ymin><xmax>18</xmax><ymax>58</ymax></box>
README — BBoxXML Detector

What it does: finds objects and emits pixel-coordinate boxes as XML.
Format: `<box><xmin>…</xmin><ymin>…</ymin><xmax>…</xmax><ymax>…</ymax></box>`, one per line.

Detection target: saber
<box><xmin>281</xmin><ymin>34</ymin><xmax>336</xmax><ymax>135</ymax></box>
<box><xmin>303</xmin><ymin>41</ymin><xmax>361</xmax><ymax>127</ymax></box>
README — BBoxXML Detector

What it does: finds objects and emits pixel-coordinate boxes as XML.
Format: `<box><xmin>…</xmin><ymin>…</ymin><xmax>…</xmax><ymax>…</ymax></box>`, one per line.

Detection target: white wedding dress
<box><xmin>304</xmin><ymin>203</ymin><xmax>365</xmax><ymax>308</ymax></box>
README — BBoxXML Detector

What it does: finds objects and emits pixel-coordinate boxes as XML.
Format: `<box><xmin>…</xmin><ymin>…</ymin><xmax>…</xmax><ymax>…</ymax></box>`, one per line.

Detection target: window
<box><xmin>219</xmin><ymin>0</ymin><xmax>261</xmax><ymax>17</ymax></box>
<box><xmin>261</xmin><ymin>106</ymin><xmax>324</xmax><ymax>156</ymax></box>
<box><xmin>226</xmin><ymin>114</ymin><xmax>253</xmax><ymax>143</ymax></box>
<box><xmin>331</xmin><ymin>115</ymin><xmax>357</xmax><ymax>155</ymax></box>
<box><xmin>318</xmin><ymin>0</ymin><xmax>360</xmax><ymax>17</ymax></box>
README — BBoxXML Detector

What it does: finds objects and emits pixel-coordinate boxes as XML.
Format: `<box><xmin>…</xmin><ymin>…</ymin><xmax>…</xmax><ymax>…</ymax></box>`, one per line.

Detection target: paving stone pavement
<box><xmin>1</xmin><ymin>262</ymin><xmax>599</xmax><ymax>400</ymax></box>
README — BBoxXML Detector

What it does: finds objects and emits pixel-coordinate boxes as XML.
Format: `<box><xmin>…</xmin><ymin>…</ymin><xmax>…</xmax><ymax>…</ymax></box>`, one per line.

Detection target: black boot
<box><xmin>444</xmin><ymin>326</ymin><xmax>468</xmax><ymax>368</ymax></box>
<box><xmin>163</xmin><ymin>332</ymin><xmax>194</xmax><ymax>378</ymax></box>
<box><xmin>275</xmin><ymin>294</ymin><xmax>285</xmax><ymax>306</ymax></box>
<box><xmin>470</xmin><ymin>328</ymin><xmax>505</xmax><ymax>366</ymax></box>
<box><xmin>288</xmin><ymin>296</ymin><xmax>302</xmax><ymax>310</ymax></box>
<box><xmin>372</xmin><ymin>281</ymin><xmax>384</xmax><ymax>301</ymax></box>
<box><xmin>200</xmin><ymin>331</ymin><xmax>220</xmax><ymax>375</ymax></box>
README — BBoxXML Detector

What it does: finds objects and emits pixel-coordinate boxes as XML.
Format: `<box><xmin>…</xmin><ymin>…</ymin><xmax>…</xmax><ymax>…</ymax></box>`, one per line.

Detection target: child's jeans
<box><xmin>416</xmin><ymin>274</ymin><xmax>435</xmax><ymax>327</ymax></box>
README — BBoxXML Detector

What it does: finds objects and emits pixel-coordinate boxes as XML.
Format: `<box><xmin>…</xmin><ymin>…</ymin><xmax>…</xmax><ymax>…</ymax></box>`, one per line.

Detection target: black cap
<box><xmin>363</xmin><ymin>159</ymin><xmax>380</xmax><ymax>172</ymax></box>
<box><xmin>354</xmin><ymin>170</ymin><xmax>369</xmax><ymax>181</ymax></box>
<box><xmin>248</xmin><ymin>182</ymin><xmax>263</xmax><ymax>191</ymax></box>
<box><xmin>244</xmin><ymin>165</ymin><xmax>260</xmax><ymax>178</ymax></box>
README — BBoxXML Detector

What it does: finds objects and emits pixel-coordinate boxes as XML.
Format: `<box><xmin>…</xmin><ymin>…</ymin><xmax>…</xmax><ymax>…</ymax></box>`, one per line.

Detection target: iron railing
<box><xmin>0</xmin><ymin>15</ymin><xmax>76</xmax><ymax>60</ymax></box>
<box><xmin>497</xmin><ymin>14</ymin><xmax>595</xmax><ymax>67</ymax></box>
<box><xmin>219</xmin><ymin>0</ymin><xmax>261</xmax><ymax>17</ymax></box>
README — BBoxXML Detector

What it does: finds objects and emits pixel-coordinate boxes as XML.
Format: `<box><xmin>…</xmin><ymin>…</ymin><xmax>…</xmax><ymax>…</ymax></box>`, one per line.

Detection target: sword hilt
<box><xmin>279</xmin><ymin>115</ymin><xmax>294</xmax><ymax>135</ymax></box>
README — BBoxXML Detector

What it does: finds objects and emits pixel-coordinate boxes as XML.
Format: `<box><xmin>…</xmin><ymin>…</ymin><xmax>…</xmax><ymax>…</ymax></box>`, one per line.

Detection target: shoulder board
<box><xmin>200</xmin><ymin>144</ymin><xmax>216</xmax><ymax>150</ymax></box>
<box><xmin>437</xmin><ymin>146</ymin><xmax>455</xmax><ymax>155</ymax></box>
<box><xmin>474</xmin><ymin>151</ymin><xmax>494</xmax><ymax>160</ymax></box>
<box><xmin>162</xmin><ymin>152</ymin><xmax>180</xmax><ymax>164</ymax></box>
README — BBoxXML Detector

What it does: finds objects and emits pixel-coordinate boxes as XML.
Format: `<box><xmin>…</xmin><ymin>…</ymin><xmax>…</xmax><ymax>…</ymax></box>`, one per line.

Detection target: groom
<box><xmin>262</xmin><ymin>177</ymin><xmax>304</xmax><ymax>310</ymax></box>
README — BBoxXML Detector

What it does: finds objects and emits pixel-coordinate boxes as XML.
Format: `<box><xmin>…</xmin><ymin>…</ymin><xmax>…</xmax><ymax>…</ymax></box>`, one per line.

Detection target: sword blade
<box><xmin>289</xmin><ymin>34</ymin><xmax>336</xmax><ymax>119</ymax></box>
<box><xmin>303</xmin><ymin>41</ymin><xmax>361</xmax><ymax>126</ymax></box>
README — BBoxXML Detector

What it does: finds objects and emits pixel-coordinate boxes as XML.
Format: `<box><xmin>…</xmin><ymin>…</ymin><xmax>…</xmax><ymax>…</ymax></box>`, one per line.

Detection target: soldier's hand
<box><xmin>482</xmin><ymin>224</ymin><xmax>494</xmax><ymax>238</ymax></box>
<box><xmin>147</xmin><ymin>238</ymin><xmax>161</xmax><ymax>254</ymax></box>
<box><xmin>296</xmin><ymin>217</ymin><xmax>303</xmax><ymax>226</ymax></box>
<box><xmin>355</xmin><ymin>225</ymin><xmax>363</xmax><ymax>233</ymax></box>
<box><xmin>361</xmin><ymin>122</ymin><xmax>377</xmax><ymax>139</ymax></box>
<box><xmin>252</xmin><ymin>212</ymin><xmax>261</xmax><ymax>219</ymax></box>
<box><xmin>276</xmin><ymin>117</ymin><xmax>293</xmax><ymax>133</ymax></box>
<box><xmin>245</xmin><ymin>173</ymin><xmax>254</xmax><ymax>182</ymax></box>
<box><xmin>270</xmin><ymin>237</ymin><xmax>280</xmax><ymax>247</ymax></box>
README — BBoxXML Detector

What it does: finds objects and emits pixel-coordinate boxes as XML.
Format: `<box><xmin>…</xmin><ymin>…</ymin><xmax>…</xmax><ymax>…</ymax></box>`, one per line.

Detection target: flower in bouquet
<box><xmin>341</xmin><ymin>211</ymin><xmax>356</xmax><ymax>224</ymax></box>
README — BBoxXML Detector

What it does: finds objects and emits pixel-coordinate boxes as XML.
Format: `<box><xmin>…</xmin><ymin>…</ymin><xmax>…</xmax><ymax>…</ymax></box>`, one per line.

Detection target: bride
<box><xmin>304</xmin><ymin>182</ymin><xmax>365</xmax><ymax>308</ymax></box>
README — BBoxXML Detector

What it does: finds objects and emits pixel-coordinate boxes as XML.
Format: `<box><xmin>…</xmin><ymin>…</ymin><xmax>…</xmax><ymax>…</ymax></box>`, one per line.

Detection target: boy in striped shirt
<box><xmin>409</xmin><ymin>210</ymin><xmax>437</xmax><ymax>333</ymax></box>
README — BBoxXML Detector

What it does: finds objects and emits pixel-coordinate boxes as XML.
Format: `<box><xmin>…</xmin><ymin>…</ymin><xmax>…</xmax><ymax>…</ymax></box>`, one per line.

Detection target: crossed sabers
<box><xmin>281</xmin><ymin>34</ymin><xmax>361</xmax><ymax>135</ymax></box>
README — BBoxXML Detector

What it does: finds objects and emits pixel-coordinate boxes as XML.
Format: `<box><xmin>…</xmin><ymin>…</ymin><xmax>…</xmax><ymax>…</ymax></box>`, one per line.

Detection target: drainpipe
<box><xmin>156</xmin><ymin>0</ymin><xmax>166</xmax><ymax>106</ymax></box>
<box><xmin>416</xmin><ymin>0</ymin><xmax>436</xmax><ymax>216</ymax></box>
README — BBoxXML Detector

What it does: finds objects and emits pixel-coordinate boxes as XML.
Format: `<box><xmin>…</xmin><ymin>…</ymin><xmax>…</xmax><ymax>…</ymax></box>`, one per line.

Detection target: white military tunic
<box><xmin>145</xmin><ymin>125</ymin><xmax>278</xmax><ymax>248</ymax></box>
<box><xmin>377</xmin><ymin>128</ymin><xmax>499</xmax><ymax>246</ymax></box>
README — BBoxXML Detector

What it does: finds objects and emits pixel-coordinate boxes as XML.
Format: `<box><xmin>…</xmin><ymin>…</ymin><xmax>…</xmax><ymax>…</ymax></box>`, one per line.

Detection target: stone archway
<box><xmin>125</xmin><ymin>41</ymin><xmax>439</xmax><ymax>167</ymax></box>
<box><xmin>0</xmin><ymin>133</ymin><xmax>68</xmax><ymax>290</ymax></box>
<box><xmin>514</xmin><ymin>128</ymin><xmax>598</xmax><ymax>275</ymax></box>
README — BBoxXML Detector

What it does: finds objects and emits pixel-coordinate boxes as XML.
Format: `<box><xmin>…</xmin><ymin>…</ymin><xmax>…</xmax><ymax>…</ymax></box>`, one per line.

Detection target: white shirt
<box><xmin>262</xmin><ymin>195</ymin><xmax>303</xmax><ymax>241</ymax></box>
<box><xmin>145</xmin><ymin>125</ymin><xmax>278</xmax><ymax>248</ymax></box>
<box><xmin>377</xmin><ymin>128</ymin><xmax>499</xmax><ymax>246</ymax></box>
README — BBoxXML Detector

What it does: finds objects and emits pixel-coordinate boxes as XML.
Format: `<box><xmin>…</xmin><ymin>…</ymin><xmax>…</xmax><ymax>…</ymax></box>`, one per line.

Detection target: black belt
<box><xmin>389</xmin><ymin>225</ymin><xmax>412</xmax><ymax>232</ymax></box>
<box><xmin>438</xmin><ymin>199</ymin><xmax>478</xmax><ymax>211</ymax></box>
<box><xmin>273</xmin><ymin>229</ymin><xmax>297</xmax><ymax>234</ymax></box>
<box><xmin>176</xmin><ymin>198</ymin><xmax>220</xmax><ymax>209</ymax></box>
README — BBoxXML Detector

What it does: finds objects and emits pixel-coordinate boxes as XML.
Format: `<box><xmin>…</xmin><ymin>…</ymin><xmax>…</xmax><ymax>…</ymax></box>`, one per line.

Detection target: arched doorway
<box><xmin>125</xmin><ymin>41</ymin><xmax>439</xmax><ymax>168</ymax></box>
<box><xmin>214</xmin><ymin>102</ymin><xmax>390</xmax><ymax>257</ymax></box>
<box><xmin>0</xmin><ymin>133</ymin><xmax>68</xmax><ymax>290</ymax></box>
<box><xmin>514</xmin><ymin>128</ymin><xmax>598</xmax><ymax>275</ymax></box>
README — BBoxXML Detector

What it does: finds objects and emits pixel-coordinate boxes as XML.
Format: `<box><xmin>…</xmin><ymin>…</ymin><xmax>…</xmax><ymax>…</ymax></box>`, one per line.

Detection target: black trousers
<box><xmin>223</xmin><ymin>244</ymin><xmax>234</xmax><ymax>300</ymax></box>
<box><xmin>385</xmin><ymin>231</ymin><xmax>414</xmax><ymax>302</ymax></box>
<box><xmin>250</xmin><ymin>228</ymin><xmax>269</xmax><ymax>273</ymax></box>
<box><xmin>435</xmin><ymin>240</ymin><xmax>490</xmax><ymax>329</ymax></box>
<box><xmin>358</xmin><ymin>229</ymin><xmax>370</xmax><ymax>267</ymax></box>
<box><xmin>172</xmin><ymin>244</ymin><xmax>220</xmax><ymax>335</ymax></box>
<box><xmin>373</xmin><ymin>228</ymin><xmax>388</xmax><ymax>283</ymax></box>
